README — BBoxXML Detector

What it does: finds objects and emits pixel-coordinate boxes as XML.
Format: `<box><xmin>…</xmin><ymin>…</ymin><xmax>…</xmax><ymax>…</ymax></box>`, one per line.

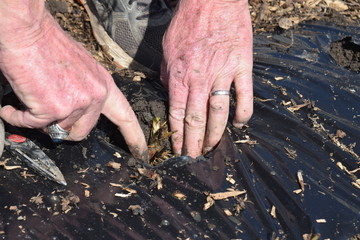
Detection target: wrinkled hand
<box><xmin>161</xmin><ymin>0</ymin><xmax>253</xmax><ymax>158</ymax></box>
<box><xmin>0</xmin><ymin>8</ymin><xmax>148</xmax><ymax>160</ymax></box>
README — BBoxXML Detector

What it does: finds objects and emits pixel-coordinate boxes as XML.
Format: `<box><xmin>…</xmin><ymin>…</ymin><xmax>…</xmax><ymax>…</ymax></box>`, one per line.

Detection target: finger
<box><xmin>65</xmin><ymin>111</ymin><xmax>100</xmax><ymax>141</ymax></box>
<box><xmin>102</xmin><ymin>83</ymin><xmax>148</xmax><ymax>161</ymax></box>
<box><xmin>168</xmin><ymin>83</ymin><xmax>188</xmax><ymax>156</ymax></box>
<box><xmin>183</xmin><ymin>89</ymin><xmax>208</xmax><ymax>158</ymax></box>
<box><xmin>0</xmin><ymin>105</ymin><xmax>51</xmax><ymax>128</ymax></box>
<box><xmin>203</xmin><ymin>85</ymin><xmax>231</xmax><ymax>154</ymax></box>
<box><xmin>233</xmin><ymin>68</ymin><xmax>253</xmax><ymax>128</ymax></box>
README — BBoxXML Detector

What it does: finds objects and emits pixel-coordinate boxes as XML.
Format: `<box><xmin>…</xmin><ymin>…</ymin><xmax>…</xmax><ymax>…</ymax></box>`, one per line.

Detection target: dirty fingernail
<box><xmin>233</xmin><ymin>122</ymin><xmax>245</xmax><ymax>129</ymax></box>
<box><xmin>203</xmin><ymin>146</ymin><xmax>213</xmax><ymax>154</ymax></box>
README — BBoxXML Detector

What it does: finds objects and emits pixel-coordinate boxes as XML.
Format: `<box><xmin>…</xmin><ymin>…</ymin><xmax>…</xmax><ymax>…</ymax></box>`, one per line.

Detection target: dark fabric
<box><xmin>0</xmin><ymin>22</ymin><xmax>359</xmax><ymax>239</ymax></box>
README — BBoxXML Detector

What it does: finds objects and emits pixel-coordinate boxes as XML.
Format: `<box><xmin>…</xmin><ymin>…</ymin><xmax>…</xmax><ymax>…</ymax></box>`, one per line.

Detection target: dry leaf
<box><xmin>106</xmin><ymin>161</ymin><xmax>121</xmax><ymax>170</ymax></box>
<box><xmin>279</xmin><ymin>17</ymin><xmax>293</xmax><ymax>29</ymax></box>
<box><xmin>325</xmin><ymin>0</ymin><xmax>348</xmax><ymax>11</ymax></box>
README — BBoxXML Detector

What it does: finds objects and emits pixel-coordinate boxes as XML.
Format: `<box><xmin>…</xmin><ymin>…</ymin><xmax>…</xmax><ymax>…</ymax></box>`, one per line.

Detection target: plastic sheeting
<box><xmin>0</xmin><ymin>22</ymin><xmax>359</xmax><ymax>239</ymax></box>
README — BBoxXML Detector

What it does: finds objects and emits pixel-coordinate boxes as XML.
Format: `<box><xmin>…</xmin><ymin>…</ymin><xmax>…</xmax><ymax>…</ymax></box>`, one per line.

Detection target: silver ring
<box><xmin>47</xmin><ymin>122</ymin><xmax>70</xmax><ymax>143</ymax></box>
<box><xmin>210</xmin><ymin>90</ymin><xmax>230</xmax><ymax>96</ymax></box>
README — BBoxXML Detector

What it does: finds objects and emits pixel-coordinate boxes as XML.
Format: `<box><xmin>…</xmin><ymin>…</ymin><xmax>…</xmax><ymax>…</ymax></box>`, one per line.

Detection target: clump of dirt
<box><xmin>330</xmin><ymin>37</ymin><xmax>360</xmax><ymax>72</ymax></box>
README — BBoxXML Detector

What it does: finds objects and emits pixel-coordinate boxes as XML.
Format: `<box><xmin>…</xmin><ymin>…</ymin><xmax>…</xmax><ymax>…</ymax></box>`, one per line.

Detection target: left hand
<box><xmin>161</xmin><ymin>0</ymin><xmax>253</xmax><ymax>158</ymax></box>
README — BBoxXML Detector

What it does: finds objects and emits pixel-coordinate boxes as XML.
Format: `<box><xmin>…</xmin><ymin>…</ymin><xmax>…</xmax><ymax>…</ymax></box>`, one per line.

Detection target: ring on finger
<box><xmin>210</xmin><ymin>90</ymin><xmax>230</xmax><ymax>97</ymax></box>
<box><xmin>47</xmin><ymin>122</ymin><xmax>70</xmax><ymax>143</ymax></box>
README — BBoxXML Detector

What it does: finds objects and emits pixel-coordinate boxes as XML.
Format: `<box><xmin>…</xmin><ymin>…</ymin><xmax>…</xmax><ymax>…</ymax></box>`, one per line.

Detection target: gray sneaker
<box><xmin>80</xmin><ymin>0</ymin><xmax>173</xmax><ymax>73</ymax></box>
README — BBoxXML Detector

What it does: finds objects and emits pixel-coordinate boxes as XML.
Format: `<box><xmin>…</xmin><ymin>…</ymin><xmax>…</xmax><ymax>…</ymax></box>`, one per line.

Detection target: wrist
<box><xmin>0</xmin><ymin>0</ymin><xmax>50</xmax><ymax>47</ymax></box>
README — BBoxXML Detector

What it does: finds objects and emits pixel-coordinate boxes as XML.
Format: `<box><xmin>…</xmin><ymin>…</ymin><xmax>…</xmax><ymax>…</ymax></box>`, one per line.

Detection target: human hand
<box><xmin>0</xmin><ymin>6</ymin><xmax>148</xmax><ymax>160</ymax></box>
<box><xmin>161</xmin><ymin>0</ymin><xmax>253</xmax><ymax>158</ymax></box>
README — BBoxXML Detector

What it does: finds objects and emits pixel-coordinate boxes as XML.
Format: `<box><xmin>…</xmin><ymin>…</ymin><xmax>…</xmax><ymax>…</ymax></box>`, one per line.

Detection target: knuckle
<box><xmin>185</xmin><ymin>112</ymin><xmax>206</xmax><ymax>128</ymax></box>
<box><xmin>209</xmin><ymin>101</ymin><xmax>227</xmax><ymax>114</ymax></box>
<box><xmin>169</xmin><ymin>108</ymin><xmax>186</xmax><ymax>121</ymax></box>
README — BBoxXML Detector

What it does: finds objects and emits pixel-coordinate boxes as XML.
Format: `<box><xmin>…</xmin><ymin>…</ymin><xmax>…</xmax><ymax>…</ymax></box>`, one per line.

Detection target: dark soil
<box><xmin>330</xmin><ymin>36</ymin><xmax>360</xmax><ymax>72</ymax></box>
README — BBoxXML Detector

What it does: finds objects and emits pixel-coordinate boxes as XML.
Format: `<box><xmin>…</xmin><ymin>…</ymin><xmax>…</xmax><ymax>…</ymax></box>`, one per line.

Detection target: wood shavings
<box><xmin>284</xmin><ymin>147</ymin><xmax>297</xmax><ymax>159</ymax></box>
<box><xmin>80</xmin><ymin>182</ymin><xmax>90</xmax><ymax>188</ymax></box>
<box><xmin>113</xmin><ymin>152</ymin><xmax>121</xmax><ymax>158</ymax></box>
<box><xmin>115</xmin><ymin>193</ymin><xmax>132</xmax><ymax>198</ymax></box>
<box><xmin>275</xmin><ymin>76</ymin><xmax>284</xmax><ymax>81</ymax></box>
<box><xmin>336</xmin><ymin>129</ymin><xmax>347</xmax><ymax>138</ymax></box>
<box><xmin>106</xmin><ymin>161</ymin><xmax>121</xmax><ymax>170</ymax></box>
<box><xmin>109</xmin><ymin>212</ymin><xmax>118</xmax><ymax>218</ymax></box>
<box><xmin>303</xmin><ymin>233</ymin><xmax>321</xmax><ymax>240</ymax></box>
<box><xmin>113</xmin><ymin>183</ymin><xmax>137</xmax><ymax>198</ymax></box>
<box><xmin>297</xmin><ymin>170</ymin><xmax>305</xmax><ymax>192</ymax></box>
<box><xmin>270</xmin><ymin>205</ymin><xmax>277</xmax><ymax>218</ymax></box>
<box><xmin>226</xmin><ymin>174</ymin><xmax>236</xmax><ymax>185</ymax></box>
<box><xmin>20</xmin><ymin>171</ymin><xmax>35</xmax><ymax>179</ymax></box>
<box><xmin>223</xmin><ymin>209</ymin><xmax>233</xmax><ymax>216</ymax></box>
<box><xmin>316</xmin><ymin>219</ymin><xmax>327</xmax><ymax>223</ymax></box>
<box><xmin>30</xmin><ymin>193</ymin><xmax>43</xmax><ymax>205</ymax></box>
<box><xmin>172</xmin><ymin>191</ymin><xmax>186</xmax><ymax>200</ymax></box>
<box><xmin>77</xmin><ymin>167</ymin><xmax>89</xmax><ymax>173</ymax></box>
<box><xmin>0</xmin><ymin>159</ymin><xmax>21</xmax><ymax>170</ymax></box>
<box><xmin>84</xmin><ymin>190</ymin><xmax>90</xmax><ymax>198</ymax></box>
<box><xmin>128</xmin><ymin>205</ymin><xmax>144</xmax><ymax>216</ymax></box>
<box><xmin>203</xmin><ymin>190</ymin><xmax>246</xmax><ymax>210</ymax></box>
<box><xmin>137</xmin><ymin>168</ymin><xmax>163</xmax><ymax>190</ymax></box>
<box><xmin>254</xmin><ymin>97</ymin><xmax>275</xmax><ymax>102</ymax></box>
<box><xmin>234</xmin><ymin>135</ymin><xmax>258</xmax><ymax>145</ymax></box>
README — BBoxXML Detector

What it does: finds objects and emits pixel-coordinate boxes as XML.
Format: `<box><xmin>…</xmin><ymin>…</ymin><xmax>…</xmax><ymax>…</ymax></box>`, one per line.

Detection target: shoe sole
<box><xmin>79</xmin><ymin>0</ymin><xmax>155</xmax><ymax>74</ymax></box>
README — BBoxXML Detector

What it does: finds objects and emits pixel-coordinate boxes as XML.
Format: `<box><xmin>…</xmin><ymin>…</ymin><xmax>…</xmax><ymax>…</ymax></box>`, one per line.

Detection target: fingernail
<box><xmin>233</xmin><ymin>122</ymin><xmax>245</xmax><ymax>128</ymax></box>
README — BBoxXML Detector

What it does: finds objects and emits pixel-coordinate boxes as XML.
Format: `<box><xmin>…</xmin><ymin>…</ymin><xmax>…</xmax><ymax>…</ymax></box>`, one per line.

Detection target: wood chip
<box><xmin>172</xmin><ymin>191</ymin><xmax>186</xmax><ymax>200</ymax></box>
<box><xmin>270</xmin><ymin>205</ymin><xmax>277</xmax><ymax>218</ymax></box>
<box><xmin>109</xmin><ymin>212</ymin><xmax>118</xmax><ymax>218</ymax></box>
<box><xmin>106</xmin><ymin>161</ymin><xmax>121</xmax><ymax>170</ymax></box>
<box><xmin>84</xmin><ymin>190</ymin><xmax>90</xmax><ymax>198</ymax></box>
<box><xmin>316</xmin><ymin>219</ymin><xmax>327</xmax><ymax>223</ymax></box>
<box><xmin>226</xmin><ymin>174</ymin><xmax>236</xmax><ymax>185</ymax></box>
<box><xmin>80</xmin><ymin>182</ymin><xmax>90</xmax><ymax>188</ymax></box>
<box><xmin>30</xmin><ymin>193</ymin><xmax>43</xmax><ymax>205</ymax></box>
<box><xmin>224</xmin><ymin>209</ymin><xmax>233</xmax><ymax>216</ymax></box>
<box><xmin>137</xmin><ymin>168</ymin><xmax>163</xmax><ymax>190</ymax></box>
<box><xmin>297</xmin><ymin>170</ymin><xmax>305</xmax><ymax>192</ymax></box>
<box><xmin>209</xmin><ymin>190</ymin><xmax>246</xmax><ymax>200</ymax></box>
<box><xmin>113</xmin><ymin>152</ymin><xmax>121</xmax><ymax>158</ymax></box>
<box><xmin>0</xmin><ymin>159</ymin><xmax>21</xmax><ymax>170</ymax></box>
